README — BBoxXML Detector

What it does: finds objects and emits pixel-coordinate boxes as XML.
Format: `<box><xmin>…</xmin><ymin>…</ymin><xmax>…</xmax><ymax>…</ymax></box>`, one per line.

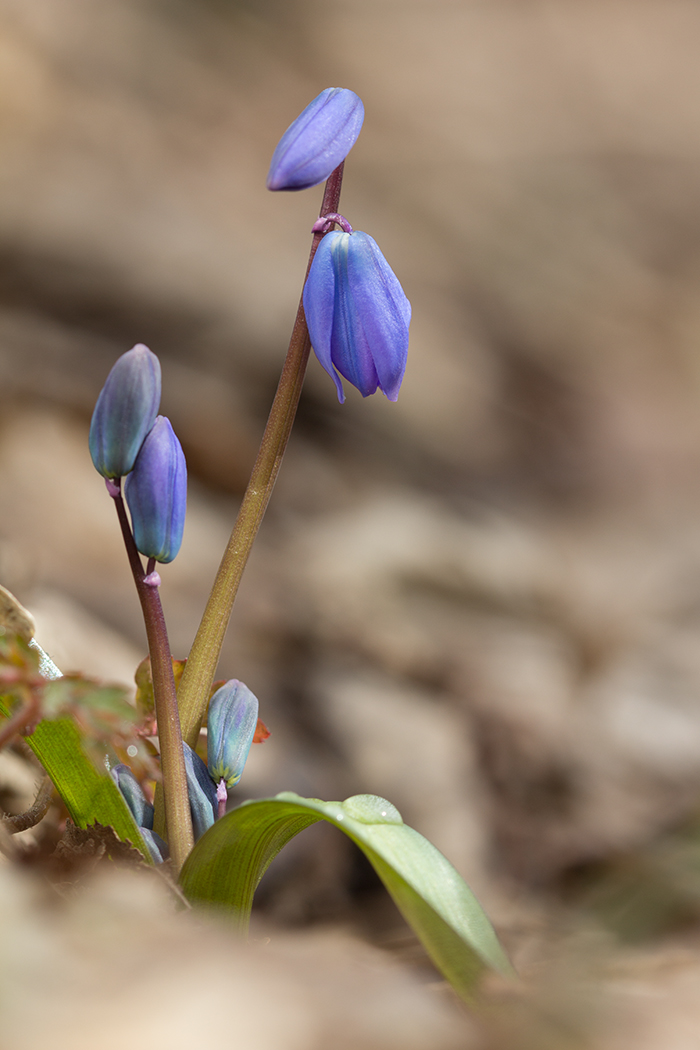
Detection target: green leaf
<box><xmin>25</xmin><ymin>717</ymin><xmax>151</xmax><ymax>858</ymax></box>
<box><xmin>179</xmin><ymin>792</ymin><xmax>514</xmax><ymax>1001</ymax></box>
<box><xmin>24</xmin><ymin>717</ymin><xmax>152</xmax><ymax>861</ymax></box>
<box><xmin>0</xmin><ymin>639</ymin><xmax>151</xmax><ymax>861</ymax></box>
<box><xmin>0</xmin><ymin>687</ymin><xmax>150</xmax><ymax>861</ymax></box>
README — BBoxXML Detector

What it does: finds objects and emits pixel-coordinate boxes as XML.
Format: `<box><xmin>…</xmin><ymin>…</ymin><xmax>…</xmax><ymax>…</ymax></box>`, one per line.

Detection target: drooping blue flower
<box><xmin>303</xmin><ymin>230</ymin><xmax>411</xmax><ymax>402</ymax></box>
<box><xmin>89</xmin><ymin>344</ymin><xmax>161</xmax><ymax>478</ymax></box>
<box><xmin>111</xmin><ymin>763</ymin><xmax>155</xmax><ymax>830</ymax></box>
<box><xmin>124</xmin><ymin>415</ymin><xmax>187</xmax><ymax>564</ymax></box>
<box><xmin>207</xmin><ymin>679</ymin><xmax>259</xmax><ymax>788</ymax></box>
<box><xmin>267</xmin><ymin>88</ymin><xmax>364</xmax><ymax>192</ymax></box>
<box><xmin>182</xmin><ymin>741</ymin><xmax>217</xmax><ymax>840</ymax></box>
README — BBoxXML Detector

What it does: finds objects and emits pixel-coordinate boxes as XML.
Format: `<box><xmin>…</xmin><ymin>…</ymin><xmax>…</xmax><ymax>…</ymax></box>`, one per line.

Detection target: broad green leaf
<box><xmin>24</xmin><ymin>717</ymin><xmax>151</xmax><ymax>859</ymax></box>
<box><xmin>180</xmin><ymin>792</ymin><xmax>514</xmax><ymax>1001</ymax></box>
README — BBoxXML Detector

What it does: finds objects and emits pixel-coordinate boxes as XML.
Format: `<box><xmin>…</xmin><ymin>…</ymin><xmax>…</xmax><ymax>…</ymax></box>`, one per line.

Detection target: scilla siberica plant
<box><xmin>26</xmin><ymin>88</ymin><xmax>514</xmax><ymax>1001</ymax></box>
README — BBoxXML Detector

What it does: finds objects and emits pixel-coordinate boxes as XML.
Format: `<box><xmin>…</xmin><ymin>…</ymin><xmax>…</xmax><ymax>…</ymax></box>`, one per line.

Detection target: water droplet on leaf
<box><xmin>341</xmin><ymin>794</ymin><xmax>403</xmax><ymax>825</ymax></box>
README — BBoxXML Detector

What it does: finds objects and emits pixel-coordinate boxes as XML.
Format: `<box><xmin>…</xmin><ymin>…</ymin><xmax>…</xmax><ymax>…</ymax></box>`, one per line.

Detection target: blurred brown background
<box><xmin>3</xmin><ymin>2</ymin><xmax>700</xmax><ymax>1046</ymax></box>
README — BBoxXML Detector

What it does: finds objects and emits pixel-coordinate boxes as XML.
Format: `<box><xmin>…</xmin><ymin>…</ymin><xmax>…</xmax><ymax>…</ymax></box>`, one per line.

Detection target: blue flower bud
<box><xmin>111</xmin><ymin>763</ymin><xmax>154</xmax><ymax>830</ymax></box>
<box><xmin>182</xmin><ymin>741</ymin><xmax>217</xmax><ymax>840</ymax></box>
<box><xmin>89</xmin><ymin>344</ymin><xmax>161</xmax><ymax>478</ymax></box>
<box><xmin>267</xmin><ymin>88</ymin><xmax>364</xmax><ymax>192</ymax></box>
<box><xmin>207</xmin><ymin>679</ymin><xmax>259</xmax><ymax>788</ymax></box>
<box><xmin>140</xmin><ymin>827</ymin><xmax>168</xmax><ymax>864</ymax></box>
<box><xmin>303</xmin><ymin>230</ymin><xmax>410</xmax><ymax>403</ymax></box>
<box><xmin>124</xmin><ymin>416</ymin><xmax>187</xmax><ymax>564</ymax></box>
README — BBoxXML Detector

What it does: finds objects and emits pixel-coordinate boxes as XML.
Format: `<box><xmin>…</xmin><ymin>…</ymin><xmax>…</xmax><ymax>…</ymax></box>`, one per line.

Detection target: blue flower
<box><xmin>267</xmin><ymin>88</ymin><xmax>364</xmax><ymax>192</ymax></box>
<box><xmin>124</xmin><ymin>416</ymin><xmax>187</xmax><ymax>564</ymax></box>
<box><xmin>207</xmin><ymin>680</ymin><xmax>259</xmax><ymax>788</ymax></box>
<box><xmin>89</xmin><ymin>344</ymin><xmax>161</xmax><ymax>478</ymax></box>
<box><xmin>303</xmin><ymin>230</ymin><xmax>410</xmax><ymax>402</ymax></box>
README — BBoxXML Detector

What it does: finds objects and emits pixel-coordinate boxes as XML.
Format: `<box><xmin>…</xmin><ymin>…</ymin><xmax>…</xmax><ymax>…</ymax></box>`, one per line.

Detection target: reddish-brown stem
<box><xmin>112</xmin><ymin>487</ymin><xmax>194</xmax><ymax>872</ymax></box>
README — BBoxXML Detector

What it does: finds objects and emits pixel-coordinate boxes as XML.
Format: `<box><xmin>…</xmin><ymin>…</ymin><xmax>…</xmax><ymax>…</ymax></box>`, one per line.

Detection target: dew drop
<box><xmin>126</xmin><ymin>745</ymin><xmax>138</xmax><ymax>758</ymax></box>
<box><xmin>341</xmin><ymin>794</ymin><xmax>403</xmax><ymax>825</ymax></box>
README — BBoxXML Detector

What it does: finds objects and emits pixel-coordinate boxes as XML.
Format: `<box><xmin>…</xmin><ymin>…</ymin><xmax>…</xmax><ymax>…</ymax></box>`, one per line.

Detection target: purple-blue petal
<box><xmin>346</xmin><ymin>234</ymin><xmax>410</xmax><ymax>401</ymax></box>
<box><xmin>303</xmin><ymin>231</ymin><xmax>410</xmax><ymax>402</ymax></box>
<box><xmin>267</xmin><ymin>88</ymin><xmax>364</xmax><ymax>192</ymax></box>
<box><xmin>89</xmin><ymin>344</ymin><xmax>161</xmax><ymax>478</ymax></box>
<box><xmin>111</xmin><ymin>763</ymin><xmax>154</xmax><ymax>830</ymax></box>
<box><xmin>124</xmin><ymin>416</ymin><xmax>187</xmax><ymax>564</ymax></box>
<box><xmin>182</xmin><ymin>741</ymin><xmax>217</xmax><ymax>840</ymax></box>
<box><xmin>303</xmin><ymin>234</ymin><xmax>346</xmax><ymax>402</ymax></box>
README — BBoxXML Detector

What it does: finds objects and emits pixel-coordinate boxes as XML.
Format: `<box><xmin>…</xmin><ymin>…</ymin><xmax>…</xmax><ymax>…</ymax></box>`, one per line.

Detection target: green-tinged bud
<box><xmin>207</xmin><ymin>679</ymin><xmax>259</xmax><ymax>788</ymax></box>
<box><xmin>89</xmin><ymin>344</ymin><xmax>161</xmax><ymax>478</ymax></box>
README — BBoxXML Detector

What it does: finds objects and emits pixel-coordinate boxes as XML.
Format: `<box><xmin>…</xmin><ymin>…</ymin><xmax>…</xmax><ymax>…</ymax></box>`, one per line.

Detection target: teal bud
<box><xmin>183</xmin><ymin>741</ymin><xmax>217</xmax><ymax>840</ymax></box>
<box><xmin>111</xmin><ymin>763</ymin><xmax>154</xmax><ymax>830</ymax></box>
<box><xmin>207</xmin><ymin>679</ymin><xmax>259</xmax><ymax>788</ymax></box>
<box><xmin>124</xmin><ymin>416</ymin><xmax>187</xmax><ymax>564</ymax></box>
<box><xmin>89</xmin><ymin>344</ymin><xmax>161</xmax><ymax>478</ymax></box>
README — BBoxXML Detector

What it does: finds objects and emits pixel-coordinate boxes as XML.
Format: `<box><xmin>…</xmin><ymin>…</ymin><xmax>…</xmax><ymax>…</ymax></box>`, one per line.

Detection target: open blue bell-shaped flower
<box><xmin>207</xmin><ymin>679</ymin><xmax>259</xmax><ymax>789</ymax></box>
<box><xmin>124</xmin><ymin>415</ymin><xmax>187</xmax><ymax>564</ymax></box>
<box><xmin>267</xmin><ymin>88</ymin><xmax>364</xmax><ymax>192</ymax></box>
<box><xmin>89</xmin><ymin>344</ymin><xmax>161</xmax><ymax>479</ymax></box>
<box><xmin>303</xmin><ymin>230</ymin><xmax>410</xmax><ymax>402</ymax></box>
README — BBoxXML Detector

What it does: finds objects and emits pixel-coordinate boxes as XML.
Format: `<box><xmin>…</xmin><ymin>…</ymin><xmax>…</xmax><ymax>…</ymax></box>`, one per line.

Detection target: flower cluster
<box><xmin>89</xmin><ymin>345</ymin><xmax>187</xmax><ymax>564</ymax></box>
<box><xmin>112</xmin><ymin>678</ymin><xmax>259</xmax><ymax>863</ymax></box>
<box><xmin>267</xmin><ymin>89</ymin><xmax>411</xmax><ymax>402</ymax></box>
<box><xmin>90</xmin><ymin>87</ymin><xmax>407</xmax><ymax>868</ymax></box>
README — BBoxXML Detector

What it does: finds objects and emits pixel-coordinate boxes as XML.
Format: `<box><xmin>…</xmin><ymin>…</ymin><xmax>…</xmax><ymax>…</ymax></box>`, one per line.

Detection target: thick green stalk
<box><xmin>113</xmin><ymin>489</ymin><xmax>194</xmax><ymax>872</ymax></box>
<box><xmin>177</xmin><ymin>164</ymin><xmax>345</xmax><ymax>748</ymax></box>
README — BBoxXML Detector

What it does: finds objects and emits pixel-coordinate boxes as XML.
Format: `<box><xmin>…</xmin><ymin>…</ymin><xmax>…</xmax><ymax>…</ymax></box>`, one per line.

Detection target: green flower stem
<box><xmin>113</xmin><ymin>486</ymin><xmax>194</xmax><ymax>872</ymax></box>
<box><xmin>177</xmin><ymin>163</ymin><xmax>345</xmax><ymax>749</ymax></box>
